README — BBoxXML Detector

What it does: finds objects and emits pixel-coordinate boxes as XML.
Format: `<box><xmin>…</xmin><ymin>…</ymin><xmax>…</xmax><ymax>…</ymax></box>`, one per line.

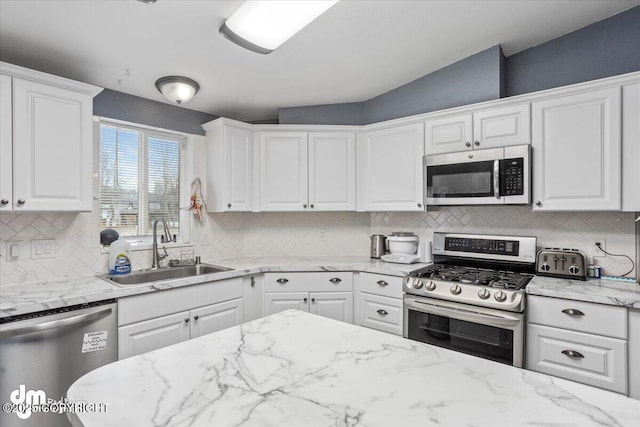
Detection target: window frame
<box><xmin>96</xmin><ymin>118</ymin><xmax>192</xmax><ymax>249</ymax></box>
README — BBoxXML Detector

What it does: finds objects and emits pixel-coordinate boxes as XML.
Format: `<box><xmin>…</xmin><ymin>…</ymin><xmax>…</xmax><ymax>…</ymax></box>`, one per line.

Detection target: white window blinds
<box><xmin>99</xmin><ymin>122</ymin><xmax>182</xmax><ymax>238</ymax></box>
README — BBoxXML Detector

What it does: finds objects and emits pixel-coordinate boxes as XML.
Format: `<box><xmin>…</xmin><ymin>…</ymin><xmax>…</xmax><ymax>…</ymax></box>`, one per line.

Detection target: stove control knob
<box><xmin>426</xmin><ymin>281</ymin><xmax>436</xmax><ymax>291</ymax></box>
<box><xmin>494</xmin><ymin>290</ymin><xmax>507</xmax><ymax>302</ymax></box>
<box><xmin>478</xmin><ymin>288</ymin><xmax>491</xmax><ymax>299</ymax></box>
<box><xmin>450</xmin><ymin>284</ymin><xmax>462</xmax><ymax>295</ymax></box>
<box><xmin>569</xmin><ymin>265</ymin><xmax>580</xmax><ymax>275</ymax></box>
<box><xmin>412</xmin><ymin>278</ymin><xmax>423</xmax><ymax>289</ymax></box>
<box><xmin>540</xmin><ymin>263</ymin><xmax>551</xmax><ymax>272</ymax></box>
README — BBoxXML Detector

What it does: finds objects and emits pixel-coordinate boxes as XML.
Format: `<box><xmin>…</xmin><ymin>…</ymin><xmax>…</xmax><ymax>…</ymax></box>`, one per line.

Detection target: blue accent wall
<box><xmin>505</xmin><ymin>5</ymin><xmax>640</xmax><ymax>96</ymax></box>
<box><xmin>93</xmin><ymin>89</ymin><xmax>217</xmax><ymax>135</ymax></box>
<box><xmin>278</xmin><ymin>101</ymin><xmax>366</xmax><ymax>126</ymax></box>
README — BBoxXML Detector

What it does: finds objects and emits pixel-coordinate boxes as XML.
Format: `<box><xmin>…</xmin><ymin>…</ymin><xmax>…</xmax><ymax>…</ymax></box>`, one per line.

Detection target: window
<box><xmin>99</xmin><ymin>122</ymin><xmax>183</xmax><ymax>239</ymax></box>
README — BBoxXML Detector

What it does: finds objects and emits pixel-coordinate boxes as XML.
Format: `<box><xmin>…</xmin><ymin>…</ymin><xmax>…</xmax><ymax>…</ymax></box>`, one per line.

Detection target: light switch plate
<box><xmin>31</xmin><ymin>239</ymin><xmax>56</xmax><ymax>259</ymax></box>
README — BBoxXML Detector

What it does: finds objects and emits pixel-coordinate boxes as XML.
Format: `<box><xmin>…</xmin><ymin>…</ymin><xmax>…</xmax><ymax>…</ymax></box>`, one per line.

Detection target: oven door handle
<box><xmin>493</xmin><ymin>159</ymin><xmax>500</xmax><ymax>198</ymax></box>
<box><xmin>406</xmin><ymin>299</ymin><xmax>522</xmax><ymax>328</ymax></box>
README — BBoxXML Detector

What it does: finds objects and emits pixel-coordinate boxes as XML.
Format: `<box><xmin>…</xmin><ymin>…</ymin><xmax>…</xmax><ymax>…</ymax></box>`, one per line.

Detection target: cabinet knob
<box><xmin>561</xmin><ymin>349</ymin><xmax>584</xmax><ymax>359</ymax></box>
<box><xmin>310</xmin><ymin>204</ymin><xmax>314</xmax><ymax>209</ymax></box>
<box><xmin>227</xmin><ymin>203</ymin><xmax>232</xmax><ymax>208</ymax></box>
<box><xmin>303</xmin><ymin>204</ymin><xmax>307</xmax><ymax>208</ymax></box>
<box><xmin>184</xmin><ymin>318</ymin><xmax>190</xmax><ymax>323</ymax></box>
<box><xmin>468</xmin><ymin>154</ymin><xmax>473</xmax><ymax>159</ymax></box>
<box><xmin>276</xmin><ymin>278</ymin><xmax>289</xmax><ymax>285</ymax></box>
<box><xmin>474</xmin><ymin>140</ymin><xmax>480</xmax><ymax>146</ymax></box>
<box><xmin>17</xmin><ymin>199</ymin><xmax>25</xmax><ymax>205</ymax></box>
<box><xmin>377</xmin><ymin>280</ymin><xmax>389</xmax><ymax>287</ymax></box>
<box><xmin>329</xmin><ymin>277</ymin><xmax>342</xmax><ymax>284</ymax></box>
<box><xmin>535</xmin><ymin>201</ymin><xmax>542</xmax><ymax>206</ymax></box>
<box><xmin>303</xmin><ymin>297</ymin><xmax>308</xmax><ymax>303</ymax></box>
<box><xmin>193</xmin><ymin>315</ymin><xmax>199</xmax><ymax>321</ymax></box>
<box><xmin>311</xmin><ymin>298</ymin><xmax>315</xmax><ymax>303</ymax></box>
<box><xmin>465</xmin><ymin>141</ymin><xmax>471</xmax><ymax>147</ymax></box>
<box><xmin>0</xmin><ymin>198</ymin><xmax>8</xmax><ymax>205</ymax></box>
<box><xmin>417</xmin><ymin>203</ymin><xmax>422</xmax><ymax>208</ymax></box>
<box><xmin>376</xmin><ymin>309</ymin><xmax>388</xmax><ymax>316</ymax></box>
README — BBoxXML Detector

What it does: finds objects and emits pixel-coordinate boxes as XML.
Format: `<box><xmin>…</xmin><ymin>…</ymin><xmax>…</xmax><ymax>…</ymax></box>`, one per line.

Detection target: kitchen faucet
<box><xmin>151</xmin><ymin>219</ymin><xmax>172</xmax><ymax>270</ymax></box>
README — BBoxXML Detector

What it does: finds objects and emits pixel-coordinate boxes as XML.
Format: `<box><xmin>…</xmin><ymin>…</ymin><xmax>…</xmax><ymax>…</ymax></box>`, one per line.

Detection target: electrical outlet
<box><xmin>319</xmin><ymin>229</ymin><xmax>327</xmax><ymax>241</ymax></box>
<box><xmin>5</xmin><ymin>240</ymin><xmax>28</xmax><ymax>262</ymax></box>
<box><xmin>595</xmin><ymin>240</ymin><xmax>607</xmax><ymax>256</ymax></box>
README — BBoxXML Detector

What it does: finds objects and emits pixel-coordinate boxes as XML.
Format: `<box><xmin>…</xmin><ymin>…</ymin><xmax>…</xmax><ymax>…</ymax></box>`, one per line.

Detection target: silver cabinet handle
<box><xmin>377</xmin><ymin>309</ymin><xmax>388</xmax><ymax>316</ymax></box>
<box><xmin>329</xmin><ymin>277</ymin><xmax>342</xmax><ymax>284</ymax></box>
<box><xmin>0</xmin><ymin>307</ymin><xmax>112</xmax><ymax>339</ymax></box>
<box><xmin>465</xmin><ymin>141</ymin><xmax>471</xmax><ymax>147</ymax></box>
<box><xmin>561</xmin><ymin>350</ymin><xmax>584</xmax><ymax>359</ymax></box>
<box><xmin>0</xmin><ymin>198</ymin><xmax>8</xmax><ymax>205</ymax></box>
<box><xmin>184</xmin><ymin>318</ymin><xmax>190</xmax><ymax>323</ymax></box>
<box><xmin>474</xmin><ymin>140</ymin><xmax>480</xmax><ymax>146</ymax></box>
<box><xmin>17</xmin><ymin>199</ymin><xmax>25</xmax><ymax>205</ymax></box>
<box><xmin>193</xmin><ymin>315</ymin><xmax>199</xmax><ymax>321</ymax></box>
<box><xmin>377</xmin><ymin>280</ymin><xmax>389</xmax><ymax>287</ymax></box>
<box><xmin>561</xmin><ymin>308</ymin><xmax>585</xmax><ymax>316</ymax></box>
<box><xmin>250</xmin><ymin>277</ymin><xmax>255</xmax><ymax>288</ymax></box>
<box><xmin>276</xmin><ymin>278</ymin><xmax>289</xmax><ymax>285</ymax></box>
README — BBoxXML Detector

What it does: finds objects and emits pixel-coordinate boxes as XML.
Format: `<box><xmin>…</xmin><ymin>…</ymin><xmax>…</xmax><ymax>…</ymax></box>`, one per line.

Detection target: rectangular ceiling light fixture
<box><xmin>220</xmin><ymin>0</ymin><xmax>339</xmax><ymax>54</ymax></box>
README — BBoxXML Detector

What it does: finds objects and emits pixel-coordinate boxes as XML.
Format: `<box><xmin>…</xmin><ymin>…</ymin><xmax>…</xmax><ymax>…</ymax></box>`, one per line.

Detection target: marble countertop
<box><xmin>67</xmin><ymin>310</ymin><xmax>640</xmax><ymax>427</ymax></box>
<box><xmin>527</xmin><ymin>275</ymin><xmax>640</xmax><ymax>308</ymax></box>
<box><xmin>0</xmin><ymin>257</ymin><xmax>429</xmax><ymax>318</ymax></box>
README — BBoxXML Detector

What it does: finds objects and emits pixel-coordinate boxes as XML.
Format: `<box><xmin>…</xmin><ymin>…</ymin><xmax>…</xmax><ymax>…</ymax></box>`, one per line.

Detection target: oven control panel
<box><xmin>444</xmin><ymin>237</ymin><xmax>520</xmax><ymax>256</ymax></box>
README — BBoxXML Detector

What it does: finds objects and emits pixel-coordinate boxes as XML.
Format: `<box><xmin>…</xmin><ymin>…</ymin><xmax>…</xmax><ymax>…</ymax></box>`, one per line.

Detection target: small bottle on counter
<box><xmin>587</xmin><ymin>257</ymin><xmax>595</xmax><ymax>278</ymax></box>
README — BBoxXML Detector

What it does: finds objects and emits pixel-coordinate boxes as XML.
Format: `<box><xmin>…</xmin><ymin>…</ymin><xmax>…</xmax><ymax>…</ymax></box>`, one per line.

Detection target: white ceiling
<box><xmin>1</xmin><ymin>0</ymin><xmax>638</xmax><ymax>121</ymax></box>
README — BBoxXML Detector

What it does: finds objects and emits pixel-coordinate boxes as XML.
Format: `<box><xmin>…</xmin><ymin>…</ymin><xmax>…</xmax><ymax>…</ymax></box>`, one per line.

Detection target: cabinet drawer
<box><xmin>526</xmin><ymin>324</ymin><xmax>627</xmax><ymax>394</ymax></box>
<box><xmin>264</xmin><ymin>272</ymin><xmax>353</xmax><ymax>293</ymax></box>
<box><xmin>118</xmin><ymin>278</ymin><xmax>243</xmax><ymax>326</ymax></box>
<box><xmin>357</xmin><ymin>293</ymin><xmax>403</xmax><ymax>335</ymax></box>
<box><xmin>358</xmin><ymin>273</ymin><xmax>403</xmax><ymax>298</ymax></box>
<box><xmin>527</xmin><ymin>295</ymin><xmax>627</xmax><ymax>339</ymax></box>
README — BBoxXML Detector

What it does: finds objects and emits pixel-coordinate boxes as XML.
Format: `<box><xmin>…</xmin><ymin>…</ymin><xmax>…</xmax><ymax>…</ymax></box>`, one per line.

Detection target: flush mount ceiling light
<box><xmin>154</xmin><ymin>76</ymin><xmax>200</xmax><ymax>105</ymax></box>
<box><xmin>220</xmin><ymin>0</ymin><xmax>339</xmax><ymax>54</ymax></box>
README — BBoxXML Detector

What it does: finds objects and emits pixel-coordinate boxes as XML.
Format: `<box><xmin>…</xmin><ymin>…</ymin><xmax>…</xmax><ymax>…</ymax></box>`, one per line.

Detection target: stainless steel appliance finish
<box><xmin>425</xmin><ymin>144</ymin><xmax>530</xmax><ymax>206</ymax></box>
<box><xmin>536</xmin><ymin>248</ymin><xmax>587</xmax><ymax>281</ymax></box>
<box><xmin>370</xmin><ymin>234</ymin><xmax>387</xmax><ymax>259</ymax></box>
<box><xmin>97</xmin><ymin>263</ymin><xmax>232</xmax><ymax>286</ymax></box>
<box><xmin>403</xmin><ymin>232</ymin><xmax>536</xmax><ymax>367</ymax></box>
<box><xmin>0</xmin><ymin>300</ymin><xmax>117</xmax><ymax>427</ymax></box>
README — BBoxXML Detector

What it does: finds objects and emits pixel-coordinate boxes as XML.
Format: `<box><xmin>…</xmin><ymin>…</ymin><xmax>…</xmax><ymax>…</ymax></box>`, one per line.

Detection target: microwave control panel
<box><xmin>500</xmin><ymin>158</ymin><xmax>524</xmax><ymax>196</ymax></box>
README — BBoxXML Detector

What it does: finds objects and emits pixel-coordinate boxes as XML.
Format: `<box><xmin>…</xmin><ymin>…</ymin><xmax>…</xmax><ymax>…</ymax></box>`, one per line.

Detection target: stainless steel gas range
<box><xmin>403</xmin><ymin>232</ymin><xmax>537</xmax><ymax>367</ymax></box>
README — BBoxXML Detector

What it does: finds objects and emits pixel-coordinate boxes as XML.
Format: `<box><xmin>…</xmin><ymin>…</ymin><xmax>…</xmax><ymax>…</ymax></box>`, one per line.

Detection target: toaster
<box><xmin>536</xmin><ymin>248</ymin><xmax>587</xmax><ymax>281</ymax></box>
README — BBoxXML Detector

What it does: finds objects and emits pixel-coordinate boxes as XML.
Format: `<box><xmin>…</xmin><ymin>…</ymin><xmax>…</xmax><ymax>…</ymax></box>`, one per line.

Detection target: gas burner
<box><xmin>411</xmin><ymin>264</ymin><xmax>533</xmax><ymax>290</ymax></box>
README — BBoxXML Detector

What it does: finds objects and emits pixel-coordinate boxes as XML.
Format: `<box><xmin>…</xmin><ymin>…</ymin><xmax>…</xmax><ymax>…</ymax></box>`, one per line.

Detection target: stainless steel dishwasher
<box><xmin>0</xmin><ymin>300</ymin><xmax>117</xmax><ymax>427</ymax></box>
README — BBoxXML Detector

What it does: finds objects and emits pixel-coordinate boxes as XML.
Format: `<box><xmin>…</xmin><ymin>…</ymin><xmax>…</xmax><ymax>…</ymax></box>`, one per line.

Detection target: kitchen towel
<box><xmin>189</xmin><ymin>177</ymin><xmax>206</xmax><ymax>221</ymax></box>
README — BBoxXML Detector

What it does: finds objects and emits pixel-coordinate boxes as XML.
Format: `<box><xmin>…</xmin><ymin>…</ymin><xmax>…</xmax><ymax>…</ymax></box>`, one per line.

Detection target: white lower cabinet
<box><xmin>629</xmin><ymin>309</ymin><xmax>640</xmax><ymax>399</ymax></box>
<box><xmin>118</xmin><ymin>278</ymin><xmax>243</xmax><ymax>359</ymax></box>
<box><xmin>356</xmin><ymin>273</ymin><xmax>404</xmax><ymax>335</ymax></box>
<box><xmin>263</xmin><ymin>272</ymin><xmax>354</xmax><ymax>323</ymax></box>
<box><xmin>526</xmin><ymin>295</ymin><xmax>628</xmax><ymax>394</ymax></box>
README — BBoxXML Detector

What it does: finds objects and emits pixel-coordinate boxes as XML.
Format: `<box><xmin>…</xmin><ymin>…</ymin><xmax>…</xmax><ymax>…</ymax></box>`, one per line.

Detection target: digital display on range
<box><xmin>444</xmin><ymin>237</ymin><xmax>520</xmax><ymax>256</ymax></box>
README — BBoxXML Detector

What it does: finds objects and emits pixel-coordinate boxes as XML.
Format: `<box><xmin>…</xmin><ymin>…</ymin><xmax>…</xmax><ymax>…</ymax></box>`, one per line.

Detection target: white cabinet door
<box><xmin>629</xmin><ymin>309</ymin><xmax>640</xmax><ymax>399</ymax></box>
<box><xmin>0</xmin><ymin>74</ymin><xmax>11</xmax><ymax>211</ymax></box>
<box><xmin>243</xmin><ymin>275</ymin><xmax>264</xmax><ymax>322</ymax></box>
<box><xmin>357</xmin><ymin>123</ymin><xmax>424</xmax><ymax>211</ymax></box>
<box><xmin>357</xmin><ymin>292</ymin><xmax>403</xmax><ymax>335</ymax></box>
<box><xmin>532</xmin><ymin>88</ymin><xmax>621</xmax><ymax>211</ymax></box>
<box><xmin>12</xmin><ymin>77</ymin><xmax>94</xmax><ymax>211</ymax></box>
<box><xmin>260</xmin><ymin>132</ymin><xmax>308</xmax><ymax>211</ymax></box>
<box><xmin>310</xmin><ymin>292</ymin><xmax>353</xmax><ymax>323</ymax></box>
<box><xmin>190</xmin><ymin>298</ymin><xmax>243</xmax><ymax>338</ymax></box>
<box><xmin>308</xmin><ymin>132</ymin><xmax>356</xmax><ymax>211</ymax></box>
<box><xmin>264</xmin><ymin>292</ymin><xmax>309</xmax><ymax>316</ymax></box>
<box><xmin>473</xmin><ymin>103</ymin><xmax>530</xmax><ymax>149</ymax></box>
<box><xmin>225</xmin><ymin>125</ymin><xmax>254</xmax><ymax>211</ymax></box>
<box><xmin>118</xmin><ymin>311</ymin><xmax>191</xmax><ymax>359</ymax></box>
<box><xmin>424</xmin><ymin>113</ymin><xmax>472</xmax><ymax>154</ymax></box>
<box><xmin>622</xmin><ymin>83</ymin><xmax>640</xmax><ymax>212</ymax></box>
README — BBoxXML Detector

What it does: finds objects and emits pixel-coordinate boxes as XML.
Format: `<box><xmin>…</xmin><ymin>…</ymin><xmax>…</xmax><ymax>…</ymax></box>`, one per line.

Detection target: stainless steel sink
<box><xmin>97</xmin><ymin>264</ymin><xmax>233</xmax><ymax>286</ymax></box>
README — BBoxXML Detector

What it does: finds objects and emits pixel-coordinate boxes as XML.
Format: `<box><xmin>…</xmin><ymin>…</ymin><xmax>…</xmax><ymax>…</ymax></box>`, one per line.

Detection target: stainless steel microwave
<box><xmin>425</xmin><ymin>145</ymin><xmax>530</xmax><ymax>206</ymax></box>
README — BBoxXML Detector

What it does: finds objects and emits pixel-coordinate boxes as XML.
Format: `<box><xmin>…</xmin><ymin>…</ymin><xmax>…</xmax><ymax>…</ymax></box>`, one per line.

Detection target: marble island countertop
<box><xmin>0</xmin><ymin>256</ymin><xmax>429</xmax><ymax>318</ymax></box>
<box><xmin>527</xmin><ymin>275</ymin><xmax>640</xmax><ymax>308</ymax></box>
<box><xmin>67</xmin><ymin>310</ymin><xmax>640</xmax><ymax>427</ymax></box>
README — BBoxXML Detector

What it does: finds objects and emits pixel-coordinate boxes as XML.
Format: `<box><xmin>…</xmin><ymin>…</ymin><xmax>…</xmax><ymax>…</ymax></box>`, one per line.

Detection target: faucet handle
<box><xmin>195</xmin><ymin>256</ymin><xmax>201</xmax><ymax>265</ymax></box>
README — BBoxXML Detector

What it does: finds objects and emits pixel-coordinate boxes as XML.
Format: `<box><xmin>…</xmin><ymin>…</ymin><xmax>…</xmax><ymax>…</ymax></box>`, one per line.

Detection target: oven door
<box><xmin>403</xmin><ymin>295</ymin><xmax>524</xmax><ymax>367</ymax></box>
<box><xmin>425</xmin><ymin>148</ymin><xmax>502</xmax><ymax>205</ymax></box>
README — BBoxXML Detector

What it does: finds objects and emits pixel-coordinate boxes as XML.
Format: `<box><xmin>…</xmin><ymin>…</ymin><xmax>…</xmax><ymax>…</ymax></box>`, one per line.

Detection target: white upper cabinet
<box><xmin>1</xmin><ymin>62</ymin><xmax>102</xmax><ymax>212</ymax></box>
<box><xmin>425</xmin><ymin>103</ymin><xmax>530</xmax><ymax>154</ymax></box>
<box><xmin>204</xmin><ymin>119</ymin><xmax>255</xmax><ymax>212</ymax></box>
<box><xmin>532</xmin><ymin>87</ymin><xmax>621</xmax><ymax>211</ymax></box>
<box><xmin>260</xmin><ymin>131</ymin><xmax>309</xmax><ymax>211</ymax></box>
<box><xmin>622</xmin><ymin>83</ymin><xmax>640</xmax><ymax>212</ymax></box>
<box><xmin>357</xmin><ymin>122</ymin><xmax>424</xmax><ymax>211</ymax></box>
<box><xmin>0</xmin><ymin>74</ymin><xmax>12</xmax><ymax>211</ymax></box>
<box><xmin>308</xmin><ymin>131</ymin><xmax>356</xmax><ymax>211</ymax></box>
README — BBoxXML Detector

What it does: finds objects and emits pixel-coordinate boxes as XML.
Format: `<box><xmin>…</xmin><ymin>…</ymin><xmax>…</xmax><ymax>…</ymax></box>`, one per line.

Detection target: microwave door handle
<box><xmin>494</xmin><ymin>159</ymin><xmax>500</xmax><ymax>198</ymax></box>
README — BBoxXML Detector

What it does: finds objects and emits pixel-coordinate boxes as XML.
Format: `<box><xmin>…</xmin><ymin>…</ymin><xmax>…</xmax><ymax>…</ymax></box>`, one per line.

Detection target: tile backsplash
<box><xmin>1</xmin><ymin>206</ymin><xmax>637</xmax><ymax>286</ymax></box>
